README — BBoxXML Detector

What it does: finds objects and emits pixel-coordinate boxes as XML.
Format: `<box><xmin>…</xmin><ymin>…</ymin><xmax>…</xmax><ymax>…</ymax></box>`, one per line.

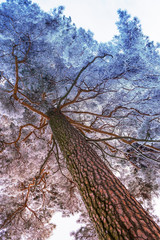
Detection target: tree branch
<box><xmin>57</xmin><ymin>54</ymin><xmax>113</xmax><ymax>107</ymax></box>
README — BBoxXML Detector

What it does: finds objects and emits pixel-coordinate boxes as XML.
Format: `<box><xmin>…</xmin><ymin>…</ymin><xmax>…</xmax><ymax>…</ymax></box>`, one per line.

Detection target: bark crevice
<box><xmin>47</xmin><ymin>109</ymin><xmax>160</xmax><ymax>240</ymax></box>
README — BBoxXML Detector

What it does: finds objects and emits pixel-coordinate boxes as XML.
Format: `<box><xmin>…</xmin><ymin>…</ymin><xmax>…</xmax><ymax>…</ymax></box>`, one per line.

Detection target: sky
<box><xmin>0</xmin><ymin>0</ymin><xmax>159</xmax><ymax>239</ymax></box>
<box><xmin>33</xmin><ymin>0</ymin><xmax>160</xmax><ymax>43</ymax></box>
<box><xmin>48</xmin><ymin>212</ymin><xmax>84</xmax><ymax>240</ymax></box>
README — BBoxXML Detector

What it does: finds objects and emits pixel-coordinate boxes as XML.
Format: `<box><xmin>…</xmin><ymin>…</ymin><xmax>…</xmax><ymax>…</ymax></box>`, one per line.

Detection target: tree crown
<box><xmin>0</xmin><ymin>1</ymin><xmax>160</xmax><ymax>239</ymax></box>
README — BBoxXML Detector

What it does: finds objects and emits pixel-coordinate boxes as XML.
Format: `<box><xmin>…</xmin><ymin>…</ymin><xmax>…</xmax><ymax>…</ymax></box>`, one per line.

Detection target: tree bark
<box><xmin>47</xmin><ymin>108</ymin><xmax>160</xmax><ymax>240</ymax></box>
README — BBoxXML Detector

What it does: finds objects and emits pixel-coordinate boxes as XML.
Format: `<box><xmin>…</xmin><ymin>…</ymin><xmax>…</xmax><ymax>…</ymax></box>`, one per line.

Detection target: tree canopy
<box><xmin>0</xmin><ymin>0</ymin><xmax>160</xmax><ymax>239</ymax></box>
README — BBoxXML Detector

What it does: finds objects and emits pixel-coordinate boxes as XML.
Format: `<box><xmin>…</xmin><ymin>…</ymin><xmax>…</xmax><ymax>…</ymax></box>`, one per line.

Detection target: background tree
<box><xmin>0</xmin><ymin>0</ymin><xmax>160</xmax><ymax>239</ymax></box>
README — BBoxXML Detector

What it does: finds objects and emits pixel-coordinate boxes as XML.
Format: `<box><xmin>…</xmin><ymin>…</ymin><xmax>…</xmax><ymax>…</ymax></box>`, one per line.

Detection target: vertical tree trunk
<box><xmin>47</xmin><ymin>108</ymin><xmax>160</xmax><ymax>240</ymax></box>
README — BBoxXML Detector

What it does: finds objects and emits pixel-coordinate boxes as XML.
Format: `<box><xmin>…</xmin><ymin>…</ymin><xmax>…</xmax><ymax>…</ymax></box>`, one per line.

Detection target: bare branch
<box><xmin>4</xmin><ymin>123</ymin><xmax>48</xmax><ymax>145</ymax></box>
<box><xmin>86</xmin><ymin>136</ymin><xmax>160</xmax><ymax>143</ymax></box>
<box><xmin>58</xmin><ymin>54</ymin><xmax>113</xmax><ymax>107</ymax></box>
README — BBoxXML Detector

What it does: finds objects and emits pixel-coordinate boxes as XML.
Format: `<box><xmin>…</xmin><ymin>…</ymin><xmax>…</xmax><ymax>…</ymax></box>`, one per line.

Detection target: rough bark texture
<box><xmin>47</xmin><ymin>108</ymin><xmax>160</xmax><ymax>240</ymax></box>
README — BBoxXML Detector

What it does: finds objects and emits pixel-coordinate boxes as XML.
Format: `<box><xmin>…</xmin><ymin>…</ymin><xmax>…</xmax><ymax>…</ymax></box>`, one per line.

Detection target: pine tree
<box><xmin>0</xmin><ymin>1</ymin><xmax>160</xmax><ymax>239</ymax></box>
<box><xmin>47</xmin><ymin>108</ymin><xmax>160</xmax><ymax>239</ymax></box>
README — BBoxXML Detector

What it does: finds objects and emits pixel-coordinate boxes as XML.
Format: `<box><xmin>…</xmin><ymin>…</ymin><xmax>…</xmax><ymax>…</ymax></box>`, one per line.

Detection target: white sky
<box><xmin>0</xmin><ymin>0</ymin><xmax>160</xmax><ymax>239</ymax></box>
<box><xmin>48</xmin><ymin>212</ymin><xmax>84</xmax><ymax>240</ymax></box>
<box><xmin>33</xmin><ymin>0</ymin><xmax>160</xmax><ymax>43</ymax></box>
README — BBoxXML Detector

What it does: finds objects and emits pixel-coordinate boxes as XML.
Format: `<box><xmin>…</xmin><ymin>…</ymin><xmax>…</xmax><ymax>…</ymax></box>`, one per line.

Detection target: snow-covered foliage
<box><xmin>0</xmin><ymin>0</ymin><xmax>160</xmax><ymax>239</ymax></box>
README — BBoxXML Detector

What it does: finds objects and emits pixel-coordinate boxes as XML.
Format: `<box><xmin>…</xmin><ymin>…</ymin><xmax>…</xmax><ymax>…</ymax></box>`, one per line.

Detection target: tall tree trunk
<box><xmin>47</xmin><ymin>108</ymin><xmax>160</xmax><ymax>240</ymax></box>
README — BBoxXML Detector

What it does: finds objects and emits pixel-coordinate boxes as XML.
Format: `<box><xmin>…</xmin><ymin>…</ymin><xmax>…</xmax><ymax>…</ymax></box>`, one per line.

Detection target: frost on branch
<box><xmin>0</xmin><ymin>1</ymin><xmax>160</xmax><ymax>239</ymax></box>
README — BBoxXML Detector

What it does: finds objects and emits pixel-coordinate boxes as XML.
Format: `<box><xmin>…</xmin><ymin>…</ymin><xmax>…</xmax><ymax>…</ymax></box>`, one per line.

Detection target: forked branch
<box><xmin>58</xmin><ymin>54</ymin><xmax>113</xmax><ymax>107</ymax></box>
<box><xmin>4</xmin><ymin>123</ymin><xmax>48</xmax><ymax>145</ymax></box>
